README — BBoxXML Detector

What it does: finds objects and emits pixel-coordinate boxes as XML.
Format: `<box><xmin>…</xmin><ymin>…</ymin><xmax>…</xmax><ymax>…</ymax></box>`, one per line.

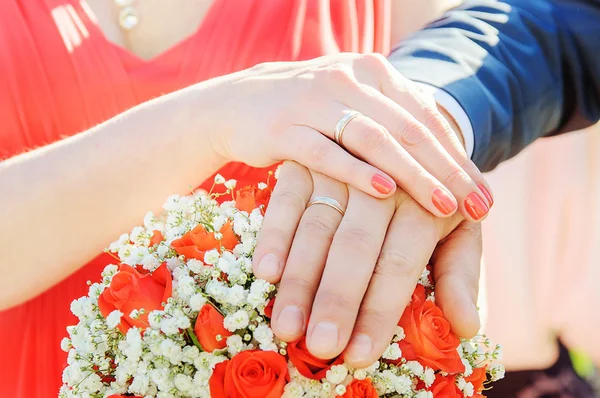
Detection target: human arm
<box><xmin>388</xmin><ymin>0</ymin><xmax>600</xmax><ymax>171</ymax></box>
<box><xmin>0</xmin><ymin>54</ymin><xmax>490</xmax><ymax>309</ymax></box>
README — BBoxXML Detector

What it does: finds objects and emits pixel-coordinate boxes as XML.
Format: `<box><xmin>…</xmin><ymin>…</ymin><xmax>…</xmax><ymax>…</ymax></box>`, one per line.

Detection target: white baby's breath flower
<box><xmin>423</xmin><ymin>367</ymin><xmax>435</xmax><ymax>387</ymax></box>
<box><xmin>382</xmin><ymin>343</ymin><xmax>402</xmax><ymax>360</ymax></box>
<box><xmin>214</xmin><ymin>174</ymin><xmax>226</xmax><ymax>184</ymax></box>
<box><xmin>223</xmin><ymin>309</ymin><xmax>250</xmax><ymax>332</ymax></box>
<box><xmin>189</xmin><ymin>294</ymin><xmax>206</xmax><ymax>311</ymax></box>
<box><xmin>60</xmin><ymin>338</ymin><xmax>72</xmax><ymax>352</ymax></box>
<box><xmin>203</xmin><ymin>249</ymin><xmax>220</xmax><ymax>266</ymax></box>
<box><xmin>225</xmin><ymin>179</ymin><xmax>237</xmax><ymax>190</ymax></box>
<box><xmin>106</xmin><ymin>310</ymin><xmax>124</xmax><ymax>329</ymax></box>
<box><xmin>489</xmin><ymin>364</ymin><xmax>505</xmax><ymax>381</ymax></box>
<box><xmin>405</xmin><ymin>361</ymin><xmax>424</xmax><ymax>377</ymax></box>
<box><xmin>353</xmin><ymin>369</ymin><xmax>368</xmax><ymax>380</ymax></box>
<box><xmin>226</xmin><ymin>335</ymin><xmax>245</xmax><ymax>356</ymax></box>
<box><xmin>394</xmin><ymin>374</ymin><xmax>413</xmax><ymax>395</ymax></box>
<box><xmin>335</xmin><ymin>384</ymin><xmax>347</xmax><ymax>395</ymax></box>
<box><xmin>282</xmin><ymin>381</ymin><xmax>305</xmax><ymax>397</ymax></box>
<box><xmin>223</xmin><ymin>285</ymin><xmax>248</xmax><ymax>307</ymax></box>
<box><xmin>416</xmin><ymin>391</ymin><xmax>434</xmax><ymax>398</ymax></box>
<box><xmin>393</xmin><ymin>326</ymin><xmax>406</xmax><ymax>342</ymax></box>
<box><xmin>325</xmin><ymin>364</ymin><xmax>348</xmax><ymax>385</ymax></box>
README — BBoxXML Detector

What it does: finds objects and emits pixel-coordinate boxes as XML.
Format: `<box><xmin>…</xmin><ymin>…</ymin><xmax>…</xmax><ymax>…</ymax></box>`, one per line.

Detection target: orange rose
<box><xmin>171</xmin><ymin>222</ymin><xmax>237</xmax><ymax>261</ymax></box>
<box><xmin>428</xmin><ymin>375</ymin><xmax>462</xmax><ymax>397</ymax></box>
<box><xmin>341</xmin><ymin>379</ymin><xmax>378</xmax><ymax>398</ymax></box>
<box><xmin>194</xmin><ymin>304</ymin><xmax>232</xmax><ymax>352</ymax></box>
<box><xmin>235</xmin><ymin>185</ymin><xmax>273</xmax><ymax>214</ymax></box>
<box><xmin>287</xmin><ymin>337</ymin><xmax>344</xmax><ymax>380</ymax></box>
<box><xmin>209</xmin><ymin>350</ymin><xmax>289</xmax><ymax>398</ymax></box>
<box><xmin>98</xmin><ymin>263</ymin><xmax>172</xmax><ymax>334</ymax></box>
<box><xmin>466</xmin><ymin>366</ymin><xmax>487</xmax><ymax>394</ymax></box>
<box><xmin>396</xmin><ymin>284</ymin><xmax>465</xmax><ymax>374</ymax></box>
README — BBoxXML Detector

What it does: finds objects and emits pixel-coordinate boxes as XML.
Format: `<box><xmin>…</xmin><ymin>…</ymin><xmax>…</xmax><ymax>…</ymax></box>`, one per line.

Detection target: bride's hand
<box><xmin>203</xmin><ymin>53</ymin><xmax>492</xmax><ymax>221</ymax></box>
<box><xmin>252</xmin><ymin>161</ymin><xmax>482</xmax><ymax>367</ymax></box>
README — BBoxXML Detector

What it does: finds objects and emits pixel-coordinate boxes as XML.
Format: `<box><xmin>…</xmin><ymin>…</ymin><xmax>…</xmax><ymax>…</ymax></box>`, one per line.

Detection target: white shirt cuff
<box><xmin>414</xmin><ymin>82</ymin><xmax>475</xmax><ymax>158</ymax></box>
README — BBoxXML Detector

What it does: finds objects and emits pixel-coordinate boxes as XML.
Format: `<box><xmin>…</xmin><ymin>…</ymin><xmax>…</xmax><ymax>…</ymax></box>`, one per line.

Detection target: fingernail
<box><xmin>308</xmin><ymin>321</ymin><xmax>339</xmax><ymax>355</ymax></box>
<box><xmin>478</xmin><ymin>184</ymin><xmax>494</xmax><ymax>207</ymax></box>
<box><xmin>432</xmin><ymin>188</ymin><xmax>457</xmax><ymax>215</ymax></box>
<box><xmin>276</xmin><ymin>305</ymin><xmax>304</xmax><ymax>336</ymax></box>
<box><xmin>371</xmin><ymin>175</ymin><xmax>395</xmax><ymax>195</ymax></box>
<box><xmin>256</xmin><ymin>253</ymin><xmax>281</xmax><ymax>278</ymax></box>
<box><xmin>346</xmin><ymin>333</ymin><xmax>373</xmax><ymax>362</ymax></box>
<box><xmin>464</xmin><ymin>192</ymin><xmax>489</xmax><ymax>220</ymax></box>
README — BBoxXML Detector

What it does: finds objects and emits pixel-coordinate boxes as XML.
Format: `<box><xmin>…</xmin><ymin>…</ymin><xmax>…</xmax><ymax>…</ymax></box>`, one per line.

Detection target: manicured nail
<box><xmin>432</xmin><ymin>188</ymin><xmax>457</xmax><ymax>215</ymax></box>
<box><xmin>308</xmin><ymin>321</ymin><xmax>339</xmax><ymax>355</ymax></box>
<box><xmin>478</xmin><ymin>184</ymin><xmax>494</xmax><ymax>207</ymax></box>
<box><xmin>371</xmin><ymin>174</ymin><xmax>395</xmax><ymax>195</ymax></box>
<box><xmin>346</xmin><ymin>333</ymin><xmax>373</xmax><ymax>362</ymax></box>
<box><xmin>275</xmin><ymin>305</ymin><xmax>304</xmax><ymax>336</ymax></box>
<box><xmin>256</xmin><ymin>253</ymin><xmax>281</xmax><ymax>278</ymax></box>
<box><xmin>464</xmin><ymin>192</ymin><xmax>489</xmax><ymax>220</ymax></box>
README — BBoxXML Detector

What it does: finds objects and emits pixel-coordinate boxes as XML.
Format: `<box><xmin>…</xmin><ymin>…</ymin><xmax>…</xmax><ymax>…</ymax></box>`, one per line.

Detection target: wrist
<box><xmin>437</xmin><ymin>103</ymin><xmax>466</xmax><ymax>150</ymax></box>
<box><xmin>183</xmin><ymin>82</ymin><xmax>231</xmax><ymax>169</ymax></box>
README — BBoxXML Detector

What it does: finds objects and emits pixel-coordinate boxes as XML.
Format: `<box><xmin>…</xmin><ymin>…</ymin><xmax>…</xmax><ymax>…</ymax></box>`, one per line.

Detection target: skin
<box><xmin>1</xmin><ymin>53</ymin><xmax>484</xmax><ymax>309</ymax></box>
<box><xmin>3</xmin><ymin>0</ymin><xmax>486</xmax><ymax>365</ymax></box>
<box><xmin>255</xmin><ymin>160</ymin><xmax>483</xmax><ymax>368</ymax></box>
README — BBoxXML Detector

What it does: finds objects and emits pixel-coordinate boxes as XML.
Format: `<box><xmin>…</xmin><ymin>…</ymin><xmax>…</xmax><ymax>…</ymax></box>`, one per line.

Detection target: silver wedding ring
<box><xmin>334</xmin><ymin>110</ymin><xmax>361</xmax><ymax>148</ymax></box>
<box><xmin>307</xmin><ymin>196</ymin><xmax>346</xmax><ymax>216</ymax></box>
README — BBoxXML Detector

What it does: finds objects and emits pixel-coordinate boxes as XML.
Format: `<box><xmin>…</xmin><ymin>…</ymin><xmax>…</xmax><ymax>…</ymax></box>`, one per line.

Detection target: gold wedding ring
<box><xmin>306</xmin><ymin>196</ymin><xmax>346</xmax><ymax>216</ymax></box>
<box><xmin>334</xmin><ymin>110</ymin><xmax>361</xmax><ymax>148</ymax></box>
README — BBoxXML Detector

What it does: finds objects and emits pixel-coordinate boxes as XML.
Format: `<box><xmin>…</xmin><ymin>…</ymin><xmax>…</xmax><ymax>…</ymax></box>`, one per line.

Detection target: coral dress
<box><xmin>0</xmin><ymin>0</ymin><xmax>390</xmax><ymax>396</ymax></box>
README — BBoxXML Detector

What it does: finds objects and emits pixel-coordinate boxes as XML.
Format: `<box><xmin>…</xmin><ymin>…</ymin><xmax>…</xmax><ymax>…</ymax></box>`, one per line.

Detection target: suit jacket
<box><xmin>389</xmin><ymin>0</ymin><xmax>600</xmax><ymax>171</ymax></box>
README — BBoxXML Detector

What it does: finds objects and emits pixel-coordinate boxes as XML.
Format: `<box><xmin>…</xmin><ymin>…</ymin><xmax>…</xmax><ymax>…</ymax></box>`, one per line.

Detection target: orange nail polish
<box><xmin>478</xmin><ymin>184</ymin><xmax>494</xmax><ymax>207</ymax></box>
<box><xmin>464</xmin><ymin>192</ymin><xmax>489</xmax><ymax>220</ymax></box>
<box><xmin>371</xmin><ymin>175</ymin><xmax>395</xmax><ymax>195</ymax></box>
<box><xmin>432</xmin><ymin>188</ymin><xmax>457</xmax><ymax>215</ymax></box>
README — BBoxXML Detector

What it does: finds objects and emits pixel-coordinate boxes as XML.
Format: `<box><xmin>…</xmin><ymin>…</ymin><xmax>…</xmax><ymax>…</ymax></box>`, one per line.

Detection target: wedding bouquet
<box><xmin>59</xmin><ymin>174</ymin><xmax>504</xmax><ymax>398</ymax></box>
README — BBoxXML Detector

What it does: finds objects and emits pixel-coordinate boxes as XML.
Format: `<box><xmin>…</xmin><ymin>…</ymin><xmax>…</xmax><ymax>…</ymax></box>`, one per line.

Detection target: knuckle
<box><xmin>322</xmin><ymin>64</ymin><xmax>356</xmax><ymax>86</ymax></box>
<box><xmin>360</xmin><ymin>53</ymin><xmax>389</xmax><ymax>70</ymax></box>
<box><xmin>374</xmin><ymin>249</ymin><xmax>418</xmax><ymax>278</ymax></box>
<box><xmin>280</xmin><ymin>275</ymin><xmax>317</xmax><ymax>298</ymax></box>
<box><xmin>335</xmin><ymin>227</ymin><xmax>373</xmax><ymax>252</ymax></box>
<box><xmin>316</xmin><ymin>290</ymin><xmax>355</xmax><ymax>312</ymax></box>
<box><xmin>272</xmin><ymin>189</ymin><xmax>307</xmax><ymax>212</ymax></box>
<box><xmin>422</xmin><ymin>107</ymin><xmax>450</xmax><ymax>135</ymax></box>
<box><xmin>358</xmin><ymin>123</ymin><xmax>390</xmax><ymax>153</ymax></box>
<box><xmin>358</xmin><ymin>307</ymin><xmax>392</xmax><ymax>331</ymax></box>
<box><xmin>399</xmin><ymin>122</ymin><xmax>430</xmax><ymax>149</ymax></box>
<box><xmin>302</xmin><ymin>216</ymin><xmax>338</xmax><ymax>240</ymax></box>
<box><xmin>306</xmin><ymin>142</ymin><xmax>332</xmax><ymax>166</ymax></box>
<box><xmin>441</xmin><ymin>166</ymin><xmax>469</xmax><ymax>187</ymax></box>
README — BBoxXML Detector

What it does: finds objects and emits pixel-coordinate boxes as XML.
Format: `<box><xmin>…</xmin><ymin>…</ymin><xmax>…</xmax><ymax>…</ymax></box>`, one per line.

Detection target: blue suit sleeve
<box><xmin>388</xmin><ymin>0</ymin><xmax>600</xmax><ymax>171</ymax></box>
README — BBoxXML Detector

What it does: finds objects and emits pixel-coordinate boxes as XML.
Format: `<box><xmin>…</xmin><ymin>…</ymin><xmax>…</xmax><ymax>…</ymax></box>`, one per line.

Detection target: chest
<box><xmin>85</xmin><ymin>0</ymin><xmax>214</xmax><ymax>60</ymax></box>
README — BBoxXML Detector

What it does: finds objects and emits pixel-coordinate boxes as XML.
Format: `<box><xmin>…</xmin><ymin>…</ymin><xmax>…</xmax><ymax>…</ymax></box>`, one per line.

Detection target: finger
<box><xmin>253</xmin><ymin>161</ymin><xmax>312</xmax><ymax>283</ymax></box>
<box><xmin>380</xmin><ymin>72</ymin><xmax>495</xmax><ymax>209</ymax></box>
<box><xmin>346</xmin><ymin>85</ymin><xmax>489</xmax><ymax>222</ymax></box>
<box><xmin>279</xmin><ymin>125</ymin><xmax>397</xmax><ymax>198</ymax></box>
<box><xmin>307</xmin><ymin>104</ymin><xmax>459</xmax><ymax>218</ymax></box>
<box><xmin>431</xmin><ymin>221</ymin><xmax>482</xmax><ymax>338</ymax></box>
<box><xmin>344</xmin><ymin>197</ymin><xmax>455</xmax><ymax>368</ymax></box>
<box><xmin>271</xmin><ymin>173</ymin><xmax>348</xmax><ymax>341</ymax></box>
<box><xmin>305</xmin><ymin>188</ymin><xmax>394</xmax><ymax>359</ymax></box>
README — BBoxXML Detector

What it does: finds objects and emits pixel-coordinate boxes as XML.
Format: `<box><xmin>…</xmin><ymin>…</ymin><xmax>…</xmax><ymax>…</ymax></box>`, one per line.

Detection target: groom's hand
<box><xmin>253</xmin><ymin>161</ymin><xmax>482</xmax><ymax>368</ymax></box>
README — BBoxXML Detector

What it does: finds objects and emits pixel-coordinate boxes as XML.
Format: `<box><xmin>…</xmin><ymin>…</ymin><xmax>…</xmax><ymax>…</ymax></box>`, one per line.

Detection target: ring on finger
<box><xmin>307</xmin><ymin>196</ymin><xmax>346</xmax><ymax>216</ymax></box>
<box><xmin>334</xmin><ymin>110</ymin><xmax>361</xmax><ymax>149</ymax></box>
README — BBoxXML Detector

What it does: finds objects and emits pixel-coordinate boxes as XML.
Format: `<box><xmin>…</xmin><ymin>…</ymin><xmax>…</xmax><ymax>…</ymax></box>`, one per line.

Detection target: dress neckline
<box><xmin>81</xmin><ymin>0</ymin><xmax>221</xmax><ymax>65</ymax></box>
